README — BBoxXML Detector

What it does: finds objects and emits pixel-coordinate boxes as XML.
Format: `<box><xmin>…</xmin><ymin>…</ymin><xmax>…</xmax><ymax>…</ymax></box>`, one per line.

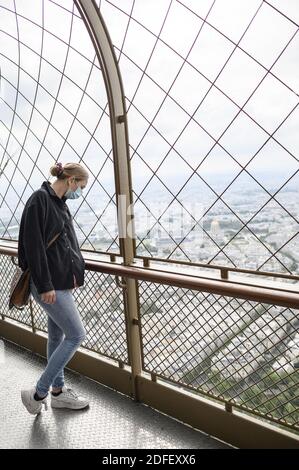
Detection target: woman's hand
<box><xmin>41</xmin><ymin>290</ymin><xmax>56</xmax><ymax>304</ymax></box>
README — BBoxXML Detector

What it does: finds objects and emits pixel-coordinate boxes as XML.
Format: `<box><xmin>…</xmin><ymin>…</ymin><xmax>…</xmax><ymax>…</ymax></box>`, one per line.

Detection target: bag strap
<box><xmin>38</xmin><ymin>186</ymin><xmax>63</xmax><ymax>250</ymax></box>
<box><xmin>46</xmin><ymin>232</ymin><xmax>61</xmax><ymax>249</ymax></box>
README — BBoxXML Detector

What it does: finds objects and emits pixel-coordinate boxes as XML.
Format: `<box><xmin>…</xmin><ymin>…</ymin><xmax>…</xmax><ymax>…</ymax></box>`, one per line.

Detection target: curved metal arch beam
<box><xmin>74</xmin><ymin>0</ymin><xmax>142</xmax><ymax>396</ymax></box>
<box><xmin>74</xmin><ymin>0</ymin><xmax>136</xmax><ymax>263</ymax></box>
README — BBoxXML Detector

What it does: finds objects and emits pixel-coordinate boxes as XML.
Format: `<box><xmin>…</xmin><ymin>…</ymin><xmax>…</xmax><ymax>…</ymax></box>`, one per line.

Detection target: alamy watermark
<box><xmin>117</xmin><ymin>194</ymin><xmax>206</xmax><ymax>242</ymax></box>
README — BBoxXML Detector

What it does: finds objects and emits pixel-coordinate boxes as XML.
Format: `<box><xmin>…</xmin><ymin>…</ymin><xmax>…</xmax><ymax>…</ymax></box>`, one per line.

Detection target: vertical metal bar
<box><xmin>74</xmin><ymin>0</ymin><xmax>142</xmax><ymax>400</ymax></box>
<box><xmin>29</xmin><ymin>297</ymin><xmax>36</xmax><ymax>334</ymax></box>
<box><xmin>221</xmin><ymin>268</ymin><xmax>228</xmax><ymax>280</ymax></box>
<box><xmin>225</xmin><ymin>403</ymin><xmax>233</xmax><ymax>413</ymax></box>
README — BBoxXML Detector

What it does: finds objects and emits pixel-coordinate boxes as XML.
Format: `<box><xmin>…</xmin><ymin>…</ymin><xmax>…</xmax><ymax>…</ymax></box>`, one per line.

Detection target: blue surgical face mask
<box><xmin>65</xmin><ymin>183</ymin><xmax>83</xmax><ymax>200</ymax></box>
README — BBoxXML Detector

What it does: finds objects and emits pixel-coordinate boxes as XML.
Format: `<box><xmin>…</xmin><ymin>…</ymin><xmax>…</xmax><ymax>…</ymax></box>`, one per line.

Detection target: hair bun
<box><xmin>56</xmin><ymin>162</ymin><xmax>63</xmax><ymax>176</ymax></box>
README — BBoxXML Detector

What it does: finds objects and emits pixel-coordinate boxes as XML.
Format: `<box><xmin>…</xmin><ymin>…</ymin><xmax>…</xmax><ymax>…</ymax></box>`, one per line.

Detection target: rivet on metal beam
<box><xmin>225</xmin><ymin>403</ymin><xmax>233</xmax><ymax>413</ymax></box>
<box><xmin>117</xmin><ymin>114</ymin><xmax>125</xmax><ymax>123</ymax></box>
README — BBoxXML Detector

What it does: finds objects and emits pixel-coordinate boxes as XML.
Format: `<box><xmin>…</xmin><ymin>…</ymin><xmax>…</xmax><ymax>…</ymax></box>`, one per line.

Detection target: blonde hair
<box><xmin>49</xmin><ymin>162</ymin><xmax>89</xmax><ymax>181</ymax></box>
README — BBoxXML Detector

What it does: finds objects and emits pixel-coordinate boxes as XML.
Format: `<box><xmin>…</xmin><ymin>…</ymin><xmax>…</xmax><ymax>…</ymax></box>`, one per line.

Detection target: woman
<box><xmin>19</xmin><ymin>162</ymin><xmax>90</xmax><ymax>414</ymax></box>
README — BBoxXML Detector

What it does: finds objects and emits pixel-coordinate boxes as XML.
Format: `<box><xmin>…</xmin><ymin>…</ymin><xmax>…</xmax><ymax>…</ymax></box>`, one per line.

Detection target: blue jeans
<box><xmin>29</xmin><ymin>278</ymin><xmax>86</xmax><ymax>397</ymax></box>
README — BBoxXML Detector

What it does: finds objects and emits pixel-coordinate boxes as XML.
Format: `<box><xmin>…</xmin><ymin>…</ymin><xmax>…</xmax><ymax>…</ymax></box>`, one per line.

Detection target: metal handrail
<box><xmin>1</xmin><ymin>242</ymin><xmax>299</xmax><ymax>309</ymax></box>
<box><xmin>2</xmin><ymin>233</ymin><xmax>299</xmax><ymax>283</ymax></box>
<box><xmin>138</xmin><ymin>254</ymin><xmax>299</xmax><ymax>282</ymax></box>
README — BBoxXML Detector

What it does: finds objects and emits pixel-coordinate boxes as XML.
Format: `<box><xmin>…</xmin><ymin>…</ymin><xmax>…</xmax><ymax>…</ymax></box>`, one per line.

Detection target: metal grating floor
<box><xmin>0</xmin><ymin>338</ymin><xmax>231</xmax><ymax>449</ymax></box>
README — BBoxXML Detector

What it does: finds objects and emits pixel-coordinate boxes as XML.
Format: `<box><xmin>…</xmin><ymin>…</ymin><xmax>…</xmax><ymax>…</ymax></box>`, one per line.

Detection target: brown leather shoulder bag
<box><xmin>9</xmin><ymin>232</ymin><xmax>61</xmax><ymax>310</ymax></box>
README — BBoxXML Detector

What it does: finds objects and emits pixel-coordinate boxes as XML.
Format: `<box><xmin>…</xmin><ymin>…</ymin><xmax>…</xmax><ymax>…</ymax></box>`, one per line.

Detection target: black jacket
<box><xmin>18</xmin><ymin>180</ymin><xmax>85</xmax><ymax>294</ymax></box>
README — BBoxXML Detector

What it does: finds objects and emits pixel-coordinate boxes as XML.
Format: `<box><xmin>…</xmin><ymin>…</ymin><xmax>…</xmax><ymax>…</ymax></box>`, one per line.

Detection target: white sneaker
<box><xmin>21</xmin><ymin>387</ymin><xmax>48</xmax><ymax>415</ymax></box>
<box><xmin>51</xmin><ymin>385</ymin><xmax>89</xmax><ymax>410</ymax></box>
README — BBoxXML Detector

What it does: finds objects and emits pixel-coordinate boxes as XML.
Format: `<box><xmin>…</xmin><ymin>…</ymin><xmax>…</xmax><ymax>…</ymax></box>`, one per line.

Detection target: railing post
<box><xmin>74</xmin><ymin>0</ymin><xmax>142</xmax><ymax>400</ymax></box>
<box><xmin>29</xmin><ymin>297</ymin><xmax>36</xmax><ymax>334</ymax></box>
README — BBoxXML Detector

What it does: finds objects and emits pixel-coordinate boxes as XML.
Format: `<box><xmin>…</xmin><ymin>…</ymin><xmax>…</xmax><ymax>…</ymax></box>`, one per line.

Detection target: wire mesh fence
<box><xmin>0</xmin><ymin>0</ymin><xmax>119</xmax><ymax>254</ymax></box>
<box><xmin>100</xmin><ymin>0</ymin><xmax>299</xmax><ymax>274</ymax></box>
<box><xmin>1</xmin><ymin>246</ymin><xmax>299</xmax><ymax>430</ymax></box>
<box><xmin>0</xmin><ymin>252</ymin><xmax>129</xmax><ymax>364</ymax></box>
<box><xmin>32</xmin><ymin>268</ymin><xmax>129</xmax><ymax>363</ymax></box>
<box><xmin>1</xmin><ymin>0</ymin><xmax>299</xmax><ymax>273</ymax></box>
<box><xmin>138</xmin><ymin>279</ymin><xmax>299</xmax><ymax>430</ymax></box>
